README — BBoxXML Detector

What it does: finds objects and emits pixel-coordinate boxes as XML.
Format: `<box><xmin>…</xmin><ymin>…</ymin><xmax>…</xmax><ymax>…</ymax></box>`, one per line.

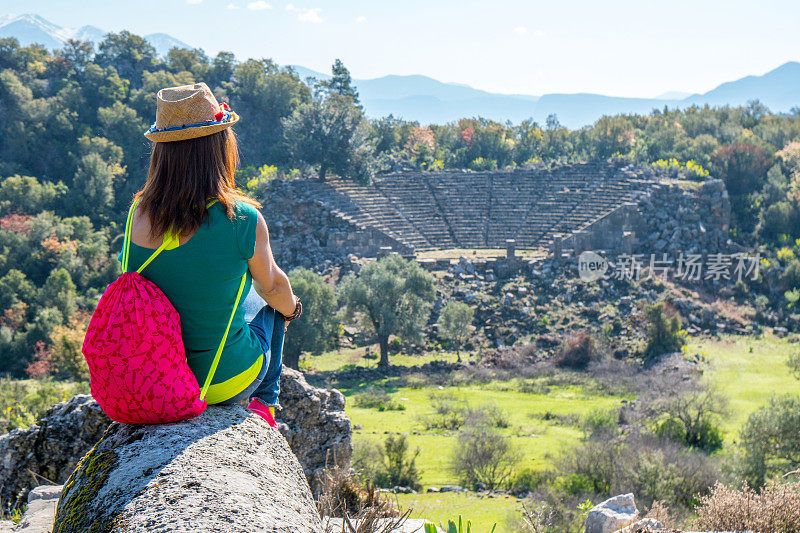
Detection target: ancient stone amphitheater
<box><xmin>302</xmin><ymin>162</ymin><xmax>659</xmax><ymax>253</ymax></box>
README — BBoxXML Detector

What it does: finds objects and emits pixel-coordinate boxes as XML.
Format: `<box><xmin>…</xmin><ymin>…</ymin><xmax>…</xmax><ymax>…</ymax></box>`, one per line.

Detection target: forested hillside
<box><xmin>1</xmin><ymin>31</ymin><xmax>800</xmax><ymax>377</ymax></box>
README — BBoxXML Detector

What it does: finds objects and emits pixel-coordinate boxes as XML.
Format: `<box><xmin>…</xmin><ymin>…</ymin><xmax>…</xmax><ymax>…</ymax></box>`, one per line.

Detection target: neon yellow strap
<box><xmin>121</xmin><ymin>198</ymin><xmax>138</xmax><ymax>273</ymax></box>
<box><xmin>124</xmin><ymin>198</ymin><xmax>218</xmax><ymax>274</ymax></box>
<box><xmin>199</xmin><ymin>272</ymin><xmax>247</xmax><ymax>402</ymax></box>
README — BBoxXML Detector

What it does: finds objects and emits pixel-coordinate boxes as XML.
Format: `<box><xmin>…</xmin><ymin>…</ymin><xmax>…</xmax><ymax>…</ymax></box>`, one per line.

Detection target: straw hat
<box><xmin>144</xmin><ymin>82</ymin><xmax>239</xmax><ymax>142</ymax></box>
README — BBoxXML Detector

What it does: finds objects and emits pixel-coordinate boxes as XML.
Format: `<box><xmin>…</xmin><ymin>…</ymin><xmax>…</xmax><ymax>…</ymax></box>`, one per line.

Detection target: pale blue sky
<box><xmin>3</xmin><ymin>0</ymin><xmax>799</xmax><ymax>97</ymax></box>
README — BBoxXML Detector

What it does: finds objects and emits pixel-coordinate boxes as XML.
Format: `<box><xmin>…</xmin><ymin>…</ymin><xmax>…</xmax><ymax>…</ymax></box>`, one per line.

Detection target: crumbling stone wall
<box><xmin>565</xmin><ymin>178</ymin><xmax>732</xmax><ymax>256</ymax></box>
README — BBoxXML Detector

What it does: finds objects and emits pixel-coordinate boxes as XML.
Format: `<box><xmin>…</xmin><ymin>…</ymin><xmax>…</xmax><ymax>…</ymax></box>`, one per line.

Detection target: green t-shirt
<box><xmin>119</xmin><ymin>200</ymin><xmax>264</xmax><ymax>403</ymax></box>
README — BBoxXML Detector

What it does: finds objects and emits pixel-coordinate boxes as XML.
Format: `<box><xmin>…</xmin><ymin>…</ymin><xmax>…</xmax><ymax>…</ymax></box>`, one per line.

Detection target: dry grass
<box><xmin>643</xmin><ymin>500</ymin><xmax>674</xmax><ymax>529</ymax></box>
<box><xmin>694</xmin><ymin>481</ymin><xmax>800</xmax><ymax>532</ymax></box>
<box><xmin>519</xmin><ymin>501</ymin><xmax>555</xmax><ymax>532</ymax></box>
<box><xmin>318</xmin><ymin>460</ymin><xmax>411</xmax><ymax>533</ymax></box>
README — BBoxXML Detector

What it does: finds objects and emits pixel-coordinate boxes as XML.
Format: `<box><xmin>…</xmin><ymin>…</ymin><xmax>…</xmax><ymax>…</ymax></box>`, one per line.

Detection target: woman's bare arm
<box><xmin>248</xmin><ymin>211</ymin><xmax>297</xmax><ymax>317</ymax></box>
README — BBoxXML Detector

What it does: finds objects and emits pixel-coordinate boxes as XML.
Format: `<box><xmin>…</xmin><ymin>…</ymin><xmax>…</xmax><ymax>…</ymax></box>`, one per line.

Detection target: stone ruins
<box><xmin>263</xmin><ymin>161</ymin><xmax>731</xmax><ymax>268</ymax></box>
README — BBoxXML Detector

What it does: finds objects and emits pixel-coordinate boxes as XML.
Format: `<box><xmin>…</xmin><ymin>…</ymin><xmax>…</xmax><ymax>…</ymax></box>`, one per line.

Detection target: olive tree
<box><xmin>339</xmin><ymin>254</ymin><xmax>435</xmax><ymax>367</ymax></box>
<box><xmin>283</xmin><ymin>267</ymin><xmax>338</xmax><ymax>369</ymax></box>
<box><xmin>437</xmin><ymin>300</ymin><xmax>474</xmax><ymax>362</ymax></box>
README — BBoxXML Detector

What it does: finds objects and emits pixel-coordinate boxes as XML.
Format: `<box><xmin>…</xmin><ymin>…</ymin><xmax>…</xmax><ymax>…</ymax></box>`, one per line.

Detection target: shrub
<box><xmin>374</xmin><ymin>435</ymin><xmax>422</xmax><ymax>491</ymax></box>
<box><xmin>510</xmin><ymin>467</ymin><xmax>549</xmax><ymax>495</ymax></box>
<box><xmin>581</xmin><ymin>408</ymin><xmax>619</xmax><ymax>438</ymax></box>
<box><xmin>353</xmin><ymin>387</ymin><xmax>405</xmax><ymax>411</ymax></box>
<box><xmin>351</xmin><ymin>440</ymin><xmax>384</xmax><ymax>483</ymax></box>
<box><xmin>555</xmin><ymin>331</ymin><xmax>599</xmax><ymax>370</ymax></box>
<box><xmin>0</xmin><ymin>378</ymin><xmax>88</xmax><ymax>431</ymax></box>
<box><xmin>694</xmin><ymin>481</ymin><xmax>800</xmax><ymax>532</ymax></box>
<box><xmin>317</xmin><ymin>460</ymin><xmax>410</xmax><ymax>529</ymax></box>
<box><xmin>468</xmin><ymin>157</ymin><xmax>498</xmax><ymax>171</ymax></box>
<box><xmin>788</xmin><ymin>351</ymin><xmax>800</xmax><ymax>380</ymax></box>
<box><xmin>738</xmin><ymin>395</ymin><xmax>800</xmax><ymax>487</ymax></box>
<box><xmin>556</xmin><ymin>435</ymin><xmax>718</xmax><ymax>508</ymax></box>
<box><xmin>470</xmin><ymin>403</ymin><xmax>510</xmax><ymax>429</ymax></box>
<box><xmin>643</xmin><ymin>303</ymin><xmax>685</xmax><ymax>360</ymax></box>
<box><xmin>451</xmin><ymin>425</ymin><xmax>520</xmax><ymax>490</ymax></box>
<box><xmin>421</xmin><ymin>393</ymin><xmax>469</xmax><ymax>430</ymax></box>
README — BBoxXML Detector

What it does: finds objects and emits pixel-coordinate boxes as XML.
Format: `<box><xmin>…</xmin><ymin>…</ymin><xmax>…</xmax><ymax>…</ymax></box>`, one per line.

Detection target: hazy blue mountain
<box><xmin>656</xmin><ymin>91</ymin><xmax>692</xmax><ymax>100</ymax></box>
<box><xmin>288</xmin><ymin>66</ymin><xmax>540</xmax><ymax>122</ymax></box>
<box><xmin>682</xmin><ymin>61</ymin><xmax>800</xmax><ymax>112</ymax></box>
<box><xmin>291</xmin><ymin>62</ymin><xmax>800</xmax><ymax>127</ymax></box>
<box><xmin>143</xmin><ymin>33</ymin><xmax>192</xmax><ymax>57</ymax></box>
<box><xmin>532</xmin><ymin>93</ymin><xmax>680</xmax><ymax>128</ymax></box>
<box><xmin>2</xmin><ymin>14</ymin><xmax>799</xmax><ymax>126</ymax></box>
<box><xmin>0</xmin><ymin>14</ymin><xmax>191</xmax><ymax>57</ymax></box>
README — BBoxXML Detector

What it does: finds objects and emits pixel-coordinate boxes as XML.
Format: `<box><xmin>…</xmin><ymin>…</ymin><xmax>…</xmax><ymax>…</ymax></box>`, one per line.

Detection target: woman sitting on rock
<box><xmin>121</xmin><ymin>82</ymin><xmax>302</xmax><ymax>427</ymax></box>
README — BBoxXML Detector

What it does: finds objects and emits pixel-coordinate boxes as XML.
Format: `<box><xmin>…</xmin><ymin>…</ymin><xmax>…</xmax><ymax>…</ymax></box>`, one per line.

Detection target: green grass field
<box><xmin>690</xmin><ymin>333</ymin><xmax>799</xmax><ymax>435</ymax></box>
<box><xmin>394</xmin><ymin>492</ymin><xmax>523</xmax><ymax>532</ymax></box>
<box><xmin>308</xmin><ymin>334</ymin><xmax>800</xmax><ymax>529</ymax></box>
<box><xmin>347</xmin><ymin>380</ymin><xmax>623</xmax><ymax>486</ymax></box>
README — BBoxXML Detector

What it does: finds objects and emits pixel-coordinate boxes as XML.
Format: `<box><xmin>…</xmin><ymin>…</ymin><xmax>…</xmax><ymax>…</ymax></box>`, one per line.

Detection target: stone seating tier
<box><xmin>311</xmin><ymin>163</ymin><xmax>659</xmax><ymax>252</ymax></box>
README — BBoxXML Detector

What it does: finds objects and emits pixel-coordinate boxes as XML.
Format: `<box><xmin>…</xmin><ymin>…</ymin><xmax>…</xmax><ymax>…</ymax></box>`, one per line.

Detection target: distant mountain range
<box><xmin>0</xmin><ymin>14</ymin><xmax>190</xmax><ymax>58</ymax></box>
<box><xmin>2</xmin><ymin>13</ymin><xmax>799</xmax><ymax>127</ymax></box>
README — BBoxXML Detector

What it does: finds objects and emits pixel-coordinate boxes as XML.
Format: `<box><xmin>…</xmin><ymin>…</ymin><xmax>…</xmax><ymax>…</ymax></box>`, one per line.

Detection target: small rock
<box><xmin>584</xmin><ymin>493</ymin><xmax>638</xmax><ymax>533</ymax></box>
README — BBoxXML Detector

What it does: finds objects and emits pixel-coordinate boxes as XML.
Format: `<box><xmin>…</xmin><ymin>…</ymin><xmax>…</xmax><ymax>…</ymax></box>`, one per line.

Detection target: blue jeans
<box><xmin>218</xmin><ymin>287</ymin><xmax>285</xmax><ymax>407</ymax></box>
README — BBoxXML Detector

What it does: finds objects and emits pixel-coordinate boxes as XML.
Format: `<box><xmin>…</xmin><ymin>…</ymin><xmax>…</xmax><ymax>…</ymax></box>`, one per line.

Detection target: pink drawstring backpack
<box><xmin>82</xmin><ymin>198</ymin><xmax>245</xmax><ymax>424</ymax></box>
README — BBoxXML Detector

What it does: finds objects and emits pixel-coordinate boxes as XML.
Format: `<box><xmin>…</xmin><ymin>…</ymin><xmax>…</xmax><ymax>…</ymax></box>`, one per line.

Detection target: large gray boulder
<box><xmin>0</xmin><ymin>395</ymin><xmax>109</xmax><ymax>511</ymax></box>
<box><xmin>278</xmin><ymin>366</ymin><xmax>352</xmax><ymax>494</ymax></box>
<box><xmin>584</xmin><ymin>493</ymin><xmax>638</xmax><ymax>533</ymax></box>
<box><xmin>0</xmin><ymin>367</ymin><xmax>351</xmax><ymax>510</ymax></box>
<box><xmin>52</xmin><ymin>405</ymin><xmax>321</xmax><ymax>533</ymax></box>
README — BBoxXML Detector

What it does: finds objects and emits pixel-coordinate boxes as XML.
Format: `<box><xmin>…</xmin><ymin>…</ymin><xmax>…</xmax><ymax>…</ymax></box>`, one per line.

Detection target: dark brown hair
<box><xmin>136</xmin><ymin>128</ymin><xmax>260</xmax><ymax>239</ymax></box>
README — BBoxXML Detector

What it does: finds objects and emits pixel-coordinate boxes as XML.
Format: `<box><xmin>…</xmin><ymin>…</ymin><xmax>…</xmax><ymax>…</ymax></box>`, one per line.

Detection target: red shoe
<box><xmin>247</xmin><ymin>398</ymin><xmax>278</xmax><ymax>428</ymax></box>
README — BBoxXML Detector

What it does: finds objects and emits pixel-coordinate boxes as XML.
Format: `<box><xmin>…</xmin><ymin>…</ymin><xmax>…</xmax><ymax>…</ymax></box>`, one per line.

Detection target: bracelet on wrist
<box><xmin>284</xmin><ymin>297</ymin><xmax>302</xmax><ymax>321</ymax></box>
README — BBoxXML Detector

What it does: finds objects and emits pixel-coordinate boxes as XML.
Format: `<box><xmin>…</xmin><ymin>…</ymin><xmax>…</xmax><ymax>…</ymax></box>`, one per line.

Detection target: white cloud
<box><xmin>513</xmin><ymin>26</ymin><xmax>527</xmax><ymax>36</ymax></box>
<box><xmin>297</xmin><ymin>7</ymin><xmax>323</xmax><ymax>23</ymax></box>
<box><xmin>247</xmin><ymin>0</ymin><xmax>272</xmax><ymax>10</ymax></box>
<box><xmin>285</xmin><ymin>4</ymin><xmax>323</xmax><ymax>23</ymax></box>
<box><xmin>187</xmin><ymin>0</ymin><xmax>202</xmax><ymax>4</ymax></box>
<box><xmin>534</xmin><ymin>29</ymin><xmax>546</xmax><ymax>38</ymax></box>
<box><xmin>227</xmin><ymin>2</ymin><xmax>239</xmax><ymax>8</ymax></box>
<box><xmin>356</xmin><ymin>15</ymin><xmax>367</xmax><ymax>23</ymax></box>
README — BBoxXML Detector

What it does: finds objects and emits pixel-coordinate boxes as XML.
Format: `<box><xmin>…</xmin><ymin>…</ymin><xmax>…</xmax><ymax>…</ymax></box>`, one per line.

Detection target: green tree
<box><xmin>339</xmin><ymin>254</ymin><xmax>435</xmax><ymax>367</ymax></box>
<box><xmin>437</xmin><ymin>300</ymin><xmax>474</xmax><ymax>362</ymax></box>
<box><xmin>166</xmin><ymin>47</ymin><xmax>209</xmax><ymax>77</ymax></box>
<box><xmin>317</xmin><ymin>58</ymin><xmax>360</xmax><ymax>103</ymax></box>
<box><xmin>230</xmin><ymin>59</ymin><xmax>311</xmax><ymax>166</ymax></box>
<box><xmin>70</xmin><ymin>153</ymin><xmax>116</xmax><ymax>219</ymax></box>
<box><xmin>283</xmin><ymin>267</ymin><xmax>338</xmax><ymax>369</ymax></box>
<box><xmin>283</xmin><ymin>94</ymin><xmax>377</xmax><ymax>182</ymax></box>
<box><xmin>95</xmin><ymin>31</ymin><xmax>157</xmax><ymax>88</ymax></box>
<box><xmin>643</xmin><ymin>303</ymin><xmax>686</xmax><ymax>360</ymax></box>
<box><xmin>0</xmin><ymin>175</ymin><xmax>66</xmax><ymax>216</ymax></box>
<box><xmin>39</xmin><ymin>268</ymin><xmax>77</xmax><ymax>321</ymax></box>
<box><xmin>0</xmin><ymin>269</ymin><xmax>35</xmax><ymax>312</ymax></box>
<box><xmin>738</xmin><ymin>395</ymin><xmax>800</xmax><ymax>487</ymax></box>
